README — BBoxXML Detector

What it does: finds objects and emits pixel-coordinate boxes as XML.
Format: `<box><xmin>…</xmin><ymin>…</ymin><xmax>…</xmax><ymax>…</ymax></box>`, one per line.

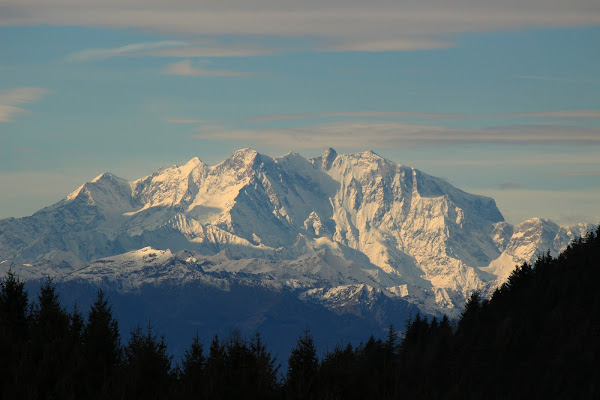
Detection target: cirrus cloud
<box><xmin>67</xmin><ymin>40</ymin><xmax>273</xmax><ymax>62</ymax></box>
<box><xmin>244</xmin><ymin>109</ymin><xmax>600</xmax><ymax>123</ymax></box>
<box><xmin>514</xmin><ymin>110</ymin><xmax>600</xmax><ymax>119</ymax></box>
<box><xmin>191</xmin><ymin>121</ymin><xmax>600</xmax><ymax>149</ymax></box>
<box><xmin>162</xmin><ymin>60</ymin><xmax>253</xmax><ymax>77</ymax></box>
<box><xmin>498</xmin><ymin>182</ymin><xmax>526</xmax><ymax>190</ymax></box>
<box><xmin>0</xmin><ymin>87</ymin><xmax>48</xmax><ymax>123</ymax></box>
<box><xmin>66</xmin><ymin>41</ymin><xmax>188</xmax><ymax>62</ymax></box>
<box><xmin>2</xmin><ymin>0</ymin><xmax>599</xmax><ymax>52</ymax></box>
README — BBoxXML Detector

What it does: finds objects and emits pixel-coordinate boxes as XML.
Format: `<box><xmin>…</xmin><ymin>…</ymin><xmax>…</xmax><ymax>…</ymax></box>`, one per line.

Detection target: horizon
<box><xmin>1</xmin><ymin>1</ymin><xmax>599</xmax><ymax>225</ymax></box>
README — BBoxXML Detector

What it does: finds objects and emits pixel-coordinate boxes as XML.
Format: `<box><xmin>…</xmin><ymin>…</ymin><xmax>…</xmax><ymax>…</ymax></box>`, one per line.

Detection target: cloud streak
<box><xmin>514</xmin><ymin>75</ymin><xmax>600</xmax><ymax>84</ymax></box>
<box><xmin>192</xmin><ymin>121</ymin><xmax>600</xmax><ymax>149</ymax></box>
<box><xmin>66</xmin><ymin>41</ymin><xmax>188</xmax><ymax>61</ymax></box>
<box><xmin>514</xmin><ymin>110</ymin><xmax>600</xmax><ymax>119</ymax></box>
<box><xmin>149</xmin><ymin>45</ymin><xmax>272</xmax><ymax>58</ymax></box>
<box><xmin>166</xmin><ymin>118</ymin><xmax>212</xmax><ymax>124</ymax></box>
<box><xmin>0</xmin><ymin>87</ymin><xmax>48</xmax><ymax>123</ymax></box>
<box><xmin>498</xmin><ymin>182</ymin><xmax>526</xmax><ymax>190</ymax></box>
<box><xmin>324</xmin><ymin>38</ymin><xmax>454</xmax><ymax>52</ymax></box>
<box><xmin>162</xmin><ymin>60</ymin><xmax>252</xmax><ymax>77</ymax></box>
<box><xmin>548</xmin><ymin>171</ymin><xmax>600</xmax><ymax>177</ymax></box>
<box><xmin>2</xmin><ymin>0</ymin><xmax>600</xmax><ymax>52</ymax></box>
<box><xmin>248</xmin><ymin>111</ymin><xmax>473</xmax><ymax>122</ymax></box>
<box><xmin>67</xmin><ymin>41</ymin><xmax>272</xmax><ymax>62</ymax></box>
<box><xmin>247</xmin><ymin>109</ymin><xmax>600</xmax><ymax>122</ymax></box>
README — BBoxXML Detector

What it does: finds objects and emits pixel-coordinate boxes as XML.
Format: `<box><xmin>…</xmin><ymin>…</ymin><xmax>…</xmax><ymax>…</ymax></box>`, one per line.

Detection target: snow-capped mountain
<box><xmin>0</xmin><ymin>149</ymin><xmax>594</xmax><ymax>319</ymax></box>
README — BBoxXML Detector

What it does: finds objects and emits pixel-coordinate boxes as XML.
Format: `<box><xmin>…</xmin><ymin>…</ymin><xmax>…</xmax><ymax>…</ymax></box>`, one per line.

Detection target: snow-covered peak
<box><xmin>217</xmin><ymin>148</ymin><xmax>261</xmax><ymax>170</ymax></box>
<box><xmin>65</xmin><ymin>184</ymin><xmax>86</xmax><ymax>201</ymax></box>
<box><xmin>358</xmin><ymin>149</ymin><xmax>383</xmax><ymax>160</ymax></box>
<box><xmin>92</xmin><ymin>172</ymin><xmax>118</xmax><ymax>183</ymax></box>
<box><xmin>509</xmin><ymin>218</ymin><xmax>558</xmax><ymax>244</ymax></box>
<box><xmin>321</xmin><ymin>148</ymin><xmax>338</xmax><ymax>170</ymax></box>
<box><xmin>277</xmin><ymin>150</ymin><xmax>308</xmax><ymax>167</ymax></box>
<box><xmin>182</xmin><ymin>156</ymin><xmax>204</xmax><ymax>172</ymax></box>
<box><xmin>235</xmin><ymin>147</ymin><xmax>257</xmax><ymax>155</ymax></box>
<box><xmin>66</xmin><ymin>172</ymin><xmax>123</xmax><ymax>201</ymax></box>
<box><xmin>111</xmin><ymin>246</ymin><xmax>173</xmax><ymax>263</ymax></box>
<box><xmin>283</xmin><ymin>150</ymin><xmax>301</xmax><ymax>157</ymax></box>
<box><xmin>63</xmin><ymin>171</ymin><xmax>135</xmax><ymax>214</ymax></box>
<box><xmin>483</xmin><ymin>217</ymin><xmax>594</xmax><ymax>283</ymax></box>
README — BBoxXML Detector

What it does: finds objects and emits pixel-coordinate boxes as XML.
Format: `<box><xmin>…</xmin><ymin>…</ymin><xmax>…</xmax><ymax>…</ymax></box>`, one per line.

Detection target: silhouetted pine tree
<box><xmin>177</xmin><ymin>332</ymin><xmax>205</xmax><ymax>398</ymax></box>
<box><xmin>82</xmin><ymin>289</ymin><xmax>122</xmax><ymax>398</ymax></box>
<box><xmin>248</xmin><ymin>332</ymin><xmax>280</xmax><ymax>398</ymax></box>
<box><xmin>68</xmin><ymin>303</ymin><xmax>86</xmax><ymax>398</ymax></box>
<box><xmin>222</xmin><ymin>329</ymin><xmax>254</xmax><ymax>398</ymax></box>
<box><xmin>457</xmin><ymin>291</ymin><xmax>482</xmax><ymax>336</ymax></box>
<box><xmin>0</xmin><ymin>270</ymin><xmax>29</xmax><ymax>338</ymax></box>
<box><xmin>204</xmin><ymin>334</ymin><xmax>226</xmax><ymax>398</ymax></box>
<box><xmin>120</xmin><ymin>323</ymin><xmax>173</xmax><ymax>400</ymax></box>
<box><xmin>286</xmin><ymin>327</ymin><xmax>319</xmax><ymax>399</ymax></box>
<box><xmin>27</xmin><ymin>277</ymin><xmax>77</xmax><ymax>399</ymax></box>
<box><xmin>318</xmin><ymin>343</ymin><xmax>356</xmax><ymax>399</ymax></box>
<box><xmin>0</xmin><ymin>270</ymin><xmax>30</xmax><ymax>398</ymax></box>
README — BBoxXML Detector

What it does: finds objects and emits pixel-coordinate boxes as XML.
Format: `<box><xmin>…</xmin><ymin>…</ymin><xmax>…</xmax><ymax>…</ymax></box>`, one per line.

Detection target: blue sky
<box><xmin>1</xmin><ymin>0</ymin><xmax>599</xmax><ymax>225</ymax></box>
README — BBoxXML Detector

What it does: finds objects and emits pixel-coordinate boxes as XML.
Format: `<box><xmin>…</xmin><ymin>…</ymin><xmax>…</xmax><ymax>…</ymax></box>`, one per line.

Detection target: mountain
<box><xmin>0</xmin><ymin>149</ymin><xmax>594</xmax><ymax>329</ymax></box>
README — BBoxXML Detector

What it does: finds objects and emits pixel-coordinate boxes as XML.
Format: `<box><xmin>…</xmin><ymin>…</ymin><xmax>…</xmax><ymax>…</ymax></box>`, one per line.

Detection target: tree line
<box><xmin>1</xmin><ymin>226</ymin><xmax>599</xmax><ymax>399</ymax></box>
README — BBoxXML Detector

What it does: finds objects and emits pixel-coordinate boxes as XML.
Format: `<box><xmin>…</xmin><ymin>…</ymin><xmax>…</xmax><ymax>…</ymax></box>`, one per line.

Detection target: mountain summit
<box><xmin>0</xmin><ymin>149</ymin><xmax>593</xmax><ymax>316</ymax></box>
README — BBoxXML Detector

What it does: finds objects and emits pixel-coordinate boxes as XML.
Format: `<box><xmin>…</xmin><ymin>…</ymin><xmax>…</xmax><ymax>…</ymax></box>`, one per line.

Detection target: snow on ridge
<box><xmin>65</xmin><ymin>183</ymin><xmax>86</xmax><ymax>201</ymax></box>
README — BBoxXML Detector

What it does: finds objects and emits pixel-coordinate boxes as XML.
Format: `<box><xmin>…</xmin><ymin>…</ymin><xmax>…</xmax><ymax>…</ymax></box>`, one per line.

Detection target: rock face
<box><xmin>0</xmin><ymin>149</ymin><xmax>594</xmax><ymax>318</ymax></box>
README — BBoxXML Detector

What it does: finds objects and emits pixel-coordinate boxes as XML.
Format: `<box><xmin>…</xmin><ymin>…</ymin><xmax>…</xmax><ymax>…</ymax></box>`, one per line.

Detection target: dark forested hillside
<box><xmin>1</xmin><ymin>226</ymin><xmax>598</xmax><ymax>399</ymax></box>
<box><xmin>387</xmin><ymin>225</ymin><xmax>600</xmax><ymax>399</ymax></box>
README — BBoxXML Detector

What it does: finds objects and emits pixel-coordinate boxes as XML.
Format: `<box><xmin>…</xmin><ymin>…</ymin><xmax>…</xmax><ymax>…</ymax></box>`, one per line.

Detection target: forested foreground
<box><xmin>1</xmin><ymin>226</ymin><xmax>599</xmax><ymax>399</ymax></box>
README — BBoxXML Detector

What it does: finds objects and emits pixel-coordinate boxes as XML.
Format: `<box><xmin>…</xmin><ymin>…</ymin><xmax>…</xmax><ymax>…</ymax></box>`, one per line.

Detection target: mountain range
<box><xmin>0</xmin><ymin>148</ymin><xmax>593</xmax><ymax>353</ymax></box>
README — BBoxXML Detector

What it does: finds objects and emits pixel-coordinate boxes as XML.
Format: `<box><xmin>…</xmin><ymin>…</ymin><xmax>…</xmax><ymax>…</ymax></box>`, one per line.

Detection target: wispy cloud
<box><xmin>247</xmin><ymin>109</ymin><xmax>600</xmax><ymax>123</ymax></box>
<box><xmin>67</xmin><ymin>41</ymin><xmax>188</xmax><ymax>62</ymax></box>
<box><xmin>324</xmin><ymin>38</ymin><xmax>454</xmax><ymax>52</ymax></box>
<box><xmin>548</xmin><ymin>171</ymin><xmax>600</xmax><ymax>177</ymax></box>
<box><xmin>162</xmin><ymin>60</ymin><xmax>252</xmax><ymax>77</ymax></box>
<box><xmin>514</xmin><ymin>75</ymin><xmax>600</xmax><ymax>84</ymax></box>
<box><xmin>68</xmin><ymin>41</ymin><xmax>273</xmax><ymax>62</ymax></box>
<box><xmin>165</xmin><ymin>118</ymin><xmax>212</xmax><ymax>124</ymax></box>
<box><xmin>0</xmin><ymin>87</ymin><xmax>48</xmax><ymax>123</ymax></box>
<box><xmin>249</xmin><ymin>111</ymin><xmax>472</xmax><ymax>122</ymax></box>
<box><xmin>498</xmin><ymin>182</ymin><xmax>525</xmax><ymax>190</ymax></box>
<box><xmin>149</xmin><ymin>45</ymin><xmax>272</xmax><ymax>58</ymax></box>
<box><xmin>3</xmin><ymin>1</ymin><xmax>600</xmax><ymax>53</ymax></box>
<box><xmin>514</xmin><ymin>110</ymin><xmax>600</xmax><ymax>119</ymax></box>
<box><xmin>192</xmin><ymin>121</ymin><xmax>600</xmax><ymax>149</ymax></box>
<box><xmin>167</xmin><ymin>108</ymin><xmax>600</xmax><ymax>124</ymax></box>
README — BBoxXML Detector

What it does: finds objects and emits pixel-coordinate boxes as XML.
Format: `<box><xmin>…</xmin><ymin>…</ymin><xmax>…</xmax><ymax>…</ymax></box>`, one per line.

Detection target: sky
<box><xmin>1</xmin><ymin>0</ymin><xmax>599</xmax><ymax>225</ymax></box>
